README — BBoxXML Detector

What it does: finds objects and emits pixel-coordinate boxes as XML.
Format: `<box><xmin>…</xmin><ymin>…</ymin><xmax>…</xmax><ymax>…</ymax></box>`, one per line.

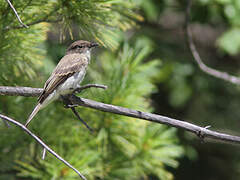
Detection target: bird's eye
<box><xmin>72</xmin><ymin>45</ymin><xmax>82</xmax><ymax>49</ymax></box>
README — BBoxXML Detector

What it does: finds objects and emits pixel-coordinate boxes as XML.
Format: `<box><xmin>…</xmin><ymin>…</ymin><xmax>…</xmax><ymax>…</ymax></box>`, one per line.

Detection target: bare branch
<box><xmin>1</xmin><ymin>86</ymin><xmax>240</xmax><ymax>144</ymax></box>
<box><xmin>0</xmin><ymin>86</ymin><xmax>41</xmax><ymax>97</ymax></box>
<box><xmin>69</xmin><ymin>95</ymin><xmax>240</xmax><ymax>144</ymax></box>
<box><xmin>61</xmin><ymin>94</ymin><xmax>95</xmax><ymax>132</ymax></box>
<box><xmin>185</xmin><ymin>0</ymin><xmax>240</xmax><ymax>85</ymax></box>
<box><xmin>74</xmin><ymin>84</ymin><xmax>107</xmax><ymax>94</ymax></box>
<box><xmin>0</xmin><ymin>113</ymin><xmax>86</xmax><ymax>180</ymax></box>
<box><xmin>5</xmin><ymin>0</ymin><xmax>28</xmax><ymax>28</ymax></box>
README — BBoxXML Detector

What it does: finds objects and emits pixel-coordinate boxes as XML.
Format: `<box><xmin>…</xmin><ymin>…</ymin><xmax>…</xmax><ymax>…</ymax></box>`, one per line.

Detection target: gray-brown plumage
<box><xmin>25</xmin><ymin>40</ymin><xmax>98</xmax><ymax>127</ymax></box>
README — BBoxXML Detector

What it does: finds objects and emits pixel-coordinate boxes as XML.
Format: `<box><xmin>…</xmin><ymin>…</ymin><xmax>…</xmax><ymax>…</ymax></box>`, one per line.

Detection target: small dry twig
<box><xmin>74</xmin><ymin>84</ymin><xmax>107</xmax><ymax>93</ymax></box>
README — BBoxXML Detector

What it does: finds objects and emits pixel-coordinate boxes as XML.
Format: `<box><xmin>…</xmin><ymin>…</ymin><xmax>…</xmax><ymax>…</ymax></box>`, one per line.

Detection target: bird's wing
<box><xmin>38</xmin><ymin>53</ymin><xmax>88</xmax><ymax>103</ymax></box>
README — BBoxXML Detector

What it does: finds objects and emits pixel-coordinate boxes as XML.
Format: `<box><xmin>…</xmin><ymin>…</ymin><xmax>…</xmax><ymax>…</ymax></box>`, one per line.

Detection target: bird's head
<box><xmin>66</xmin><ymin>40</ymin><xmax>98</xmax><ymax>55</ymax></box>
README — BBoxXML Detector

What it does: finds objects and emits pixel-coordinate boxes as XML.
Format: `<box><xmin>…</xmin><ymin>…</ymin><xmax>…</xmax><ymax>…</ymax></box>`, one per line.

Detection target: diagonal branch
<box><xmin>70</xmin><ymin>106</ymin><xmax>94</xmax><ymax>132</ymax></box>
<box><xmin>1</xmin><ymin>86</ymin><xmax>240</xmax><ymax>144</ymax></box>
<box><xmin>5</xmin><ymin>0</ymin><xmax>28</xmax><ymax>28</ymax></box>
<box><xmin>0</xmin><ymin>113</ymin><xmax>86</xmax><ymax>180</ymax></box>
<box><xmin>185</xmin><ymin>0</ymin><xmax>240</xmax><ymax>85</ymax></box>
<box><xmin>69</xmin><ymin>95</ymin><xmax>240</xmax><ymax>144</ymax></box>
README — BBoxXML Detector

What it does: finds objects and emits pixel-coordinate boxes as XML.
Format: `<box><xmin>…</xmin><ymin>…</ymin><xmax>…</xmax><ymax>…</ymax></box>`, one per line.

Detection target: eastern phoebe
<box><xmin>25</xmin><ymin>40</ymin><xmax>98</xmax><ymax>127</ymax></box>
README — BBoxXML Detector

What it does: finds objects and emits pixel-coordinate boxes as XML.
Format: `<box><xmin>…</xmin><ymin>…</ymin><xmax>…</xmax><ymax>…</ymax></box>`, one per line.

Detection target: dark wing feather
<box><xmin>38</xmin><ymin>53</ymin><xmax>88</xmax><ymax>104</ymax></box>
<box><xmin>38</xmin><ymin>74</ymin><xmax>73</xmax><ymax>103</ymax></box>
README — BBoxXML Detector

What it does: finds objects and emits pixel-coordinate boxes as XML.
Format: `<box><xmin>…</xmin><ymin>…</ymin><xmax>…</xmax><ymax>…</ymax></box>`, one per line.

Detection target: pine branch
<box><xmin>4</xmin><ymin>18</ymin><xmax>61</xmax><ymax>31</ymax></box>
<box><xmin>0</xmin><ymin>113</ymin><xmax>86</xmax><ymax>180</ymax></box>
<box><xmin>4</xmin><ymin>5</ymin><xmax>61</xmax><ymax>31</ymax></box>
<box><xmin>1</xmin><ymin>85</ymin><xmax>240</xmax><ymax>144</ymax></box>
<box><xmin>185</xmin><ymin>0</ymin><xmax>240</xmax><ymax>85</ymax></box>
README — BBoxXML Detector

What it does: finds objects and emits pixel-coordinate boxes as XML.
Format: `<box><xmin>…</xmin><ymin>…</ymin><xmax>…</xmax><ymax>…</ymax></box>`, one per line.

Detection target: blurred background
<box><xmin>1</xmin><ymin>0</ymin><xmax>240</xmax><ymax>179</ymax></box>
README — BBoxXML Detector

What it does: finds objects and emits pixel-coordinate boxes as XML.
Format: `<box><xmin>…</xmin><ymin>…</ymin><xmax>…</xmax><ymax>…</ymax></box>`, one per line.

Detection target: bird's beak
<box><xmin>90</xmin><ymin>42</ymin><xmax>99</xmax><ymax>48</ymax></box>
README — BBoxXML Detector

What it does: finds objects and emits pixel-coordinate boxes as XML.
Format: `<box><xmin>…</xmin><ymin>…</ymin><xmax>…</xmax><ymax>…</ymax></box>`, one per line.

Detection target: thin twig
<box><xmin>0</xmin><ymin>114</ymin><xmax>86</xmax><ymax>180</ymax></box>
<box><xmin>42</xmin><ymin>148</ymin><xmax>46</xmax><ymax>160</ymax></box>
<box><xmin>5</xmin><ymin>0</ymin><xmax>28</xmax><ymax>28</ymax></box>
<box><xmin>1</xmin><ymin>86</ymin><xmax>240</xmax><ymax>144</ymax></box>
<box><xmin>70</xmin><ymin>107</ymin><xmax>94</xmax><ymax>133</ymax></box>
<box><xmin>74</xmin><ymin>84</ymin><xmax>107</xmax><ymax>94</ymax></box>
<box><xmin>73</xmin><ymin>84</ymin><xmax>108</xmax><ymax>132</ymax></box>
<box><xmin>185</xmin><ymin>0</ymin><xmax>240</xmax><ymax>85</ymax></box>
<box><xmin>1</xmin><ymin>119</ymin><xmax>11</xmax><ymax>128</ymax></box>
<box><xmin>61</xmin><ymin>94</ymin><xmax>95</xmax><ymax>133</ymax></box>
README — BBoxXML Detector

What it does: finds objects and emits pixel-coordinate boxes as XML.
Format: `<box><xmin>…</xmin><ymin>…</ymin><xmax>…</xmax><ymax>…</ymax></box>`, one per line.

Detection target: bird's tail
<box><xmin>25</xmin><ymin>103</ymin><xmax>42</xmax><ymax>127</ymax></box>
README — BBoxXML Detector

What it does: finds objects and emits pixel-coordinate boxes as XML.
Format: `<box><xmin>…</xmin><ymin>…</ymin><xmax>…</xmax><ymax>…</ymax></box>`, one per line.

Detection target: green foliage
<box><xmin>0</xmin><ymin>1</ymin><xmax>184</xmax><ymax>179</ymax></box>
<box><xmin>217</xmin><ymin>28</ymin><xmax>240</xmax><ymax>55</ymax></box>
<box><xmin>0</xmin><ymin>0</ymin><xmax>141</xmax><ymax>85</ymax></box>
<box><xmin>0</xmin><ymin>23</ymin><xmax>46</xmax><ymax>85</ymax></box>
<box><xmin>137</xmin><ymin>0</ymin><xmax>164</xmax><ymax>21</ymax></box>
<box><xmin>58</xmin><ymin>0</ymin><xmax>143</xmax><ymax>49</ymax></box>
<box><xmin>195</xmin><ymin>0</ymin><xmax>240</xmax><ymax>55</ymax></box>
<box><xmin>3</xmin><ymin>0</ymin><xmax>240</xmax><ymax>179</ymax></box>
<box><xmin>167</xmin><ymin>63</ymin><xmax>194</xmax><ymax>108</ymax></box>
<box><xmin>8</xmin><ymin>0</ymin><xmax>240</xmax><ymax>179</ymax></box>
<box><xmin>214</xmin><ymin>0</ymin><xmax>240</xmax><ymax>55</ymax></box>
<box><xmin>134</xmin><ymin>0</ymin><xmax>240</xmax><ymax>179</ymax></box>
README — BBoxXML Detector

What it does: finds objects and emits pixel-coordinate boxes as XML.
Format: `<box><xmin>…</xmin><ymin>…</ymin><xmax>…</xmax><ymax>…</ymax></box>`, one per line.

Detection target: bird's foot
<box><xmin>61</xmin><ymin>95</ymin><xmax>73</xmax><ymax>108</ymax></box>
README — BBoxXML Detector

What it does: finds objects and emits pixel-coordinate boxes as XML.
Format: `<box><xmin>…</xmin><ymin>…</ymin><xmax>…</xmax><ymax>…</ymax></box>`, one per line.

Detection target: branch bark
<box><xmin>0</xmin><ymin>113</ymin><xmax>86</xmax><ymax>180</ymax></box>
<box><xmin>185</xmin><ymin>0</ymin><xmax>240</xmax><ymax>85</ymax></box>
<box><xmin>1</xmin><ymin>86</ymin><xmax>240</xmax><ymax>144</ymax></box>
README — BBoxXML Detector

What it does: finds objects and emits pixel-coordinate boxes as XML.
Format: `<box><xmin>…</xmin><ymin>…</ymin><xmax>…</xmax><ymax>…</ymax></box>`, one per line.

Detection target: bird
<box><xmin>25</xmin><ymin>40</ymin><xmax>98</xmax><ymax>127</ymax></box>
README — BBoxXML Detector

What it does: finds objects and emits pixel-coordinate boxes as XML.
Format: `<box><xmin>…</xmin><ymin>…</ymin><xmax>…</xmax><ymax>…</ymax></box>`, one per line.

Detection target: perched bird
<box><xmin>25</xmin><ymin>40</ymin><xmax>98</xmax><ymax>127</ymax></box>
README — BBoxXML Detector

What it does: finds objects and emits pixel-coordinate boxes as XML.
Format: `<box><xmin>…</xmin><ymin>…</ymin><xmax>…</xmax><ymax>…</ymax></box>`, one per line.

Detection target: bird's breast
<box><xmin>57</xmin><ymin>69</ymin><xmax>86</xmax><ymax>95</ymax></box>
